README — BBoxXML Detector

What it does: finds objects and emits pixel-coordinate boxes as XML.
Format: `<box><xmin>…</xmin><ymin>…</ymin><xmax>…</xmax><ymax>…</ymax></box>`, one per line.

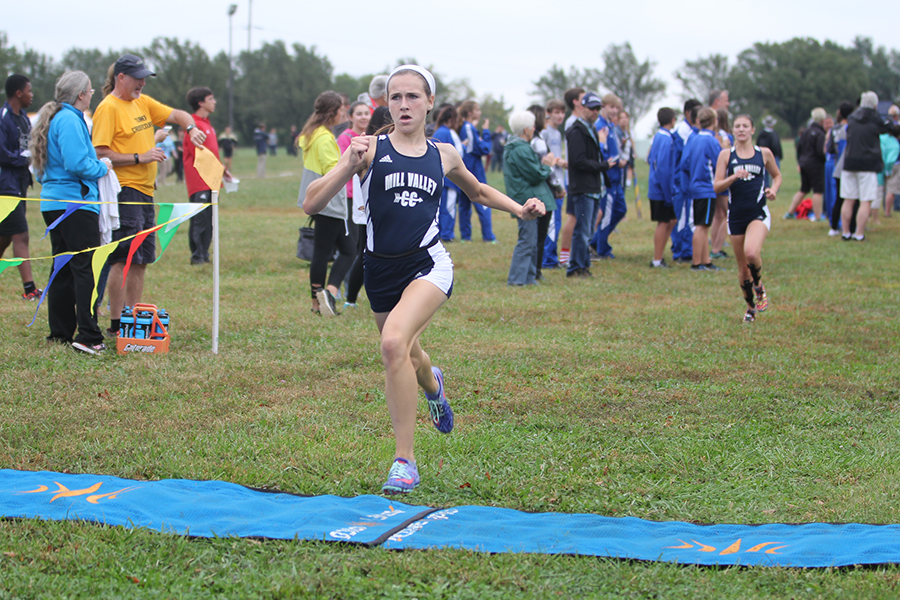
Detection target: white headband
<box><xmin>387</xmin><ymin>64</ymin><xmax>436</xmax><ymax>98</ymax></box>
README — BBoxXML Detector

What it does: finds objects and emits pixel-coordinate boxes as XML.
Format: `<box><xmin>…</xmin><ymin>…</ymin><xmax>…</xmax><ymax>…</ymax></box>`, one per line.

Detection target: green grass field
<box><xmin>1</xmin><ymin>143</ymin><xmax>900</xmax><ymax>598</ymax></box>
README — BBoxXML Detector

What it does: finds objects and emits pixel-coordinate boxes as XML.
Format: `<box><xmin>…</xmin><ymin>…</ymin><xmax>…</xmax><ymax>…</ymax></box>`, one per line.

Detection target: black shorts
<box><xmin>565</xmin><ymin>193</ymin><xmax>576</xmax><ymax>215</ymax></box>
<box><xmin>0</xmin><ymin>198</ymin><xmax>27</xmax><ymax>236</ymax></box>
<box><xmin>800</xmin><ymin>164</ymin><xmax>825</xmax><ymax>194</ymax></box>
<box><xmin>693</xmin><ymin>198</ymin><xmax>715</xmax><ymax>227</ymax></box>
<box><xmin>728</xmin><ymin>205</ymin><xmax>771</xmax><ymax>236</ymax></box>
<box><xmin>109</xmin><ymin>187</ymin><xmax>156</xmax><ymax>265</ymax></box>
<box><xmin>649</xmin><ymin>199</ymin><xmax>676</xmax><ymax>223</ymax></box>
<box><xmin>363</xmin><ymin>243</ymin><xmax>453</xmax><ymax>313</ymax></box>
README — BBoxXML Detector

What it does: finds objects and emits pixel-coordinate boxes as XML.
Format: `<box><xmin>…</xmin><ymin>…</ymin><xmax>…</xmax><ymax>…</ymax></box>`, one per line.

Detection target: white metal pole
<box><xmin>211</xmin><ymin>190</ymin><xmax>220</xmax><ymax>354</ymax></box>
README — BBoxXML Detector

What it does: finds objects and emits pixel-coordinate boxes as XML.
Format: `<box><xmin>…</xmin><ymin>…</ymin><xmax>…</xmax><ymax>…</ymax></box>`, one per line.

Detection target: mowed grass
<box><xmin>1</xmin><ymin>142</ymin><xmax>900</xmax><ymax>598</ymax></box>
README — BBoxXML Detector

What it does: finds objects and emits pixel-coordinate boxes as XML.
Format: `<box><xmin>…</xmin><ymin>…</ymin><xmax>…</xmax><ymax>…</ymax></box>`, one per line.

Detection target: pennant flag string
<box><xmin>0</xmin><ymin>194</ymin><xmax>206</xmax><ymax>206</ymax></box>
<box><xmin>0</xmin><ymin>204</ymin><xmax>211</xmax><ymax>267</ymax></box>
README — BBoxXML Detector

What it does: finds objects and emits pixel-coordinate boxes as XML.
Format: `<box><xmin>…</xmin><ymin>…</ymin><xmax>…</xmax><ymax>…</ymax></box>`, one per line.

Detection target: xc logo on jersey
<box><xmin>394</xmin><ymin>190</ymin><xmax>423</xmax><ymax>207</ymax></box>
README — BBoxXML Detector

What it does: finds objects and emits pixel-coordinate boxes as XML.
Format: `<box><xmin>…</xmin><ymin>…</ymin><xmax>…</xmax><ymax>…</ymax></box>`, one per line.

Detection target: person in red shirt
<box><xmin>182</xmin><ymin>87</ymin><xmax>228</xmax><ymax>265</ymax></box>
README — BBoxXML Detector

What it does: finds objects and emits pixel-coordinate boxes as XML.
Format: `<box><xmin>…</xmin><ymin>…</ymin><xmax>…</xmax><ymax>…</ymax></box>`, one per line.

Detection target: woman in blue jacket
<box><xmin>30</xmin><ymin>71</ymin><xmax>109</xmax><ymax>354</ymax></box>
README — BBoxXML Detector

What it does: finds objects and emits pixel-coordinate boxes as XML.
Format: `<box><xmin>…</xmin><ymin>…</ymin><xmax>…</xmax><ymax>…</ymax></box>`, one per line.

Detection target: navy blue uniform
<box><xmin>360</xmin><ymin>135</ymin><xmax>454</xmax><ymax>312</ymax></box>
<box><xmin>726</xmin><ymin>145</ymin><xmax>770</xmax><ymax>235</ymax></box>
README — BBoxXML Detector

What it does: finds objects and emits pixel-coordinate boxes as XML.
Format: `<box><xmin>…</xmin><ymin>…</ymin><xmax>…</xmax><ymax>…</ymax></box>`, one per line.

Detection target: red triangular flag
<box><xmin>121</xmin><ymin>230</ymin><xmax>152</xmax><ymax>287</ymax></box>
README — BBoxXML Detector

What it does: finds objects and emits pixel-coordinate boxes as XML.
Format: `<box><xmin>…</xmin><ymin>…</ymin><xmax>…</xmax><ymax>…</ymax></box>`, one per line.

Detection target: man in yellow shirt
<box><xmin>93</xmin><ymin>54</ymin><xmax>207</xmax><ymax>336</ymax></box>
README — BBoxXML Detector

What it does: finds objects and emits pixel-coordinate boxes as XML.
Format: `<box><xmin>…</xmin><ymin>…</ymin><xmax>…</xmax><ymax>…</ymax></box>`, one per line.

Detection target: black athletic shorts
<box><xmin>649</xmin><ymin>199</ymin><xmax>676</xmax><ymax>223</ymax></box>
<box><xmin>109</xmin><ymin>187</ymin><xmax>156</xmax><ymax>265</ymax></box>
<box><xmin>800</xmin><ymin>164</ymin><xmax>825</xmax><ymax>194</ymax></box>
<box><xmin>0</xmin><ymin>198</ymin><xmax>28</xmax><ymax>236</ymax></box>
<box><xmin>693</xmin><ymin>198</ymin><xmax>715</xmax><ymax>227</ymax></box>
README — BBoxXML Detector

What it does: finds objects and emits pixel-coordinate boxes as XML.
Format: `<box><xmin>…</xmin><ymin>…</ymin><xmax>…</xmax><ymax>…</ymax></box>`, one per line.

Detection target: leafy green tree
<box><xmin>852</xmin><ymin>36</ymin><xmax>900</xmax><ymax>102</ymax></box>
<box><xmin>139</xmin><ymin>37</ymin><xmax>228</xmax><ymax>113</ymax></box>
<box><xmin>61</xmin><ymin>48</ymin><xmax>122</xmax><ymax>101</ymax></box>
<box><xmin>727</xmin><ymin>38</ymin><xmax>868</xmax><ymax>134</ymax></box>
<box><xmin>477</xmin><ymin>94</ymin><xmax>511</xmax><ymax>132</ymax></box>
<box><xmin>333</xmin><ymin>73</ymin><xmax>373</xmax><ymax>104</ymax></box>
<box><xmin>530</xmin><ymin>64</ymin><xmax>601</xmax><ymax>105</ymax></box>
<box><xmin>596</xmin><ymin>42</ymin><xmax>666</xmax><ymax>123</ymax></box>
<box><xmin>674</xmin><ymin>54</ymin><xmax>730</xmax><ymax>102</ymax></box>
<box><xmin>234</xmin><ymin>41</ymin><xmax>332</xmax><ymax>143</ymax></box>
<box><xmin>15</xmin><ymin>48</ymin><xmax>61</xmax><ymax>106</ymax></box>
<box><xmin>0</xmin><ymin>32</ymin><xmax>22</xmax><ymax>81</ymax></box>
<box><xmin>0</xmin><ymin>35</ymin><xmax>60</xmax><ymax>106</ymax></box>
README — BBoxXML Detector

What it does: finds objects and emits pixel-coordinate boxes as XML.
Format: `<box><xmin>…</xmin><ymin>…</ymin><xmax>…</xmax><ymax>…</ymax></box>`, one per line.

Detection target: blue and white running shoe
<box><xmin>382</xmin><ymin>458</ymin><xmax>420</xmax><ymax>494</ymax></box>
<box><xmin>425</xmin><ymin>366</ymin><xmax>454</xmax><ymax>433</ymax></box>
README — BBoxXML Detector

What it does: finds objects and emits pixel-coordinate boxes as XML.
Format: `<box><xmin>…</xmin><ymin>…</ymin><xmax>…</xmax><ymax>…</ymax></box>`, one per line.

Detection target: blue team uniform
<box><xmin>360</xmin><ymin>135</ymin><xmax>454</xmax><ymax>312</ymax></box>
<box><xmin>431</xmin><ymin>125</ymin><xmax>463</xmax><ymax>241</ymax></box>
<box><xmin>682</xmin><ymin>130</ymin><xmax>722</xmax><ymax>228</ymax></box>
<box><xmin>592</xmin><ymin>114</ymin><xmax>626</xmax><ymax>257</ymax></box>
<box><xmin>685</xmin><ymin>130</ymin><xmax>721</xmax><ymax>201</ymax></box>
<box><xmin>726</xmin><ymin>145</ymin><xmax>770</xmax><ymax>235</ymax></box>
<box><xmin>647</xmin><ymin>128</ymin><xmax>675</xmax><ymax>205</ymax></box>
<box><xmin>671</xmin><ymin>121</ymin><xmax>696</xmax><ymax>259</ymax></box>
<box><xmin>457</xmin><ymin>121</ymin><xmax>496</xmax><ymax>242</ymax></box>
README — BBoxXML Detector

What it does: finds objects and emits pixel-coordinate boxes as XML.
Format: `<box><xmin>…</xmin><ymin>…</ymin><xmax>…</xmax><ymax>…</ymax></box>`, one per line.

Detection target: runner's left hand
<box><xmin>520</xmin><ymin>198</ymin><xmax>546</xmax><ymax>220</ymax></box>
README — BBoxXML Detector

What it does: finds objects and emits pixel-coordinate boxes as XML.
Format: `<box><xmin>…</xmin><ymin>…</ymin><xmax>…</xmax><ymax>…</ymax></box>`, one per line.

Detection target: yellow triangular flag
<box><xmin>90</xmin><ymin>243</ymin><xmax>118</xmax><ymax>311</ymax></box>
<box><xmin>194</xmin><ymin>146</ymin><xmax>225</xmax><ymax>191</ymax></box>
<box><xmin>0</xmin><ymin>196</ymin><xmax>21</xmax><ymax>223</ymax></box>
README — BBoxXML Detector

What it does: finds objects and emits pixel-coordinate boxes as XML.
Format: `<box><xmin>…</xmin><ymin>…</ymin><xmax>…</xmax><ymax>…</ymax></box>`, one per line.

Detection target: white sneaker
<box><xmin>72</xmin><ymin>342</ymin><xmax>106</xmax><ymax>356</ymax></box>
<box><xmin>808</xmin><ymin>214</ymin><xmax>817</xmax><ymax>222</ymax></box>
<box><xmin>828</xmin><ymin>229</ymin><xmax>841</xmax><ymax>237</ymax></box>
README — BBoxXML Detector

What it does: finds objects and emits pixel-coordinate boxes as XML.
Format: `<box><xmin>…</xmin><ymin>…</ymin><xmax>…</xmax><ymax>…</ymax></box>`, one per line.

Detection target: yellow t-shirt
<box><xmin>91</xmin><ymin>94</ymin><xmax>172</xmax><ymax>196</ymax></box>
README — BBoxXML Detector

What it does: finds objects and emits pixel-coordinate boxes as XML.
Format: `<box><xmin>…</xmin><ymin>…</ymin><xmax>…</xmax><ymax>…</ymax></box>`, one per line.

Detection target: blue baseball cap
<box><xmin>581</xmin><ymin>92</ymin><xmax>603</xmax><ymax>109</ymax></box>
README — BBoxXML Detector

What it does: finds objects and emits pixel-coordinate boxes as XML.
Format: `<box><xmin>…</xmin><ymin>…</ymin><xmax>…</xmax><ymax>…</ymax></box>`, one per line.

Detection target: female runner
<box><xmin>713</xmin><ymin>114</ymin><xmax>781</xmax><ymax>323</ymax></box>
<box><xmin>303</xmin><ymin>66</ymin><xmax>545</xmax><ymax>494</ymax></box>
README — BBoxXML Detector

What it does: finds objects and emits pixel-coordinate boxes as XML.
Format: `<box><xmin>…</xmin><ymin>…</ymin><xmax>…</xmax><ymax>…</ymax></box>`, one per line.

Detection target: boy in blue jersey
<box><xmin>591</xmin><ymin>93</ymin><xmax>628</xmax><ymax>258</ymax></box>
<box><xmin>457</xmin><ymin>100</ymin><xmax>496</xmax><ymax>242</ymax></box>
<box><xmin>671</xmin><ymin>99</ymin><xmax>701</xmax><ymax>263</ymax></box>
<box><xmin>683</xmin><ymin>107</ymin><xmax>724</xmax><ymax>271</ymax></box>
<box><xmin>647</xmin><ymin>107</ymin><xmax>678</xmax><ymax>267</ymax></box>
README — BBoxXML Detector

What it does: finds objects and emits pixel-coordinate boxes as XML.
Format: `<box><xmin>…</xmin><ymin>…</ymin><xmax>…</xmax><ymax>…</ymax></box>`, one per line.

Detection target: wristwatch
<box><xmin>134</xmin><ymin>153</ymin><xmax>139</xmax><ymax>164</ymax></box>
<box><xmin>185</xmin><ymin>125</ymin><xmax>196</xmax><ymax>134</ymax></box>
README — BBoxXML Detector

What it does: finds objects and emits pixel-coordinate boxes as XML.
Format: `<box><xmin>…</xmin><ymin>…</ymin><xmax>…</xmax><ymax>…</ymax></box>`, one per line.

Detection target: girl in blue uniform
<box><xmin>303</xmin><ymin>65</ymin><xmax>545</xmax><ymax>494</ymax></box>
<box><xmin>714</xmin><ymin>114</ymin><xmax>782</xmax><ymax>322</ymax></box>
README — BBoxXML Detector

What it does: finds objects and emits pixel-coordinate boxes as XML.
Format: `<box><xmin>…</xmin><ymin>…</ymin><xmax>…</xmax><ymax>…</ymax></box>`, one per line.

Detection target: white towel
<box><xmin>97</xmin><ymin>159</ymin><xmax>120</xmax><ymax>245</ymax></box>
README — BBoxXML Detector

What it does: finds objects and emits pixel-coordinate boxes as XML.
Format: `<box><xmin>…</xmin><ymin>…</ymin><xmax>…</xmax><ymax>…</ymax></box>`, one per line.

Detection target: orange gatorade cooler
<box><xmin>116</xmin><ymin>303</ymin><xmax>170</xmax><ymax>355</ymax></box>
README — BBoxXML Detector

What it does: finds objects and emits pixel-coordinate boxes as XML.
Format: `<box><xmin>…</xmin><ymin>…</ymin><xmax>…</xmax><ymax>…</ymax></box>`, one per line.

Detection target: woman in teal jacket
<box><xmin>502</xmin><ymin>111</ymin><xmax>555</xmax><ymax>286</ymax></box>
<box><xmin>30</xmin><ymin>70</ymin><xmax>109</xmax><ymax>353</ymax></box>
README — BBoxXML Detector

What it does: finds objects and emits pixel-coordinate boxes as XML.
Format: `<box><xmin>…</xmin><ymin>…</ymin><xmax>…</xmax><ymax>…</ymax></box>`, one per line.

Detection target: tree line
<box><xmin>532</xmin><ymin>36</ymin><xmax>900</xmax><ymax>136</ymax></box>
<box><xmin>0</xmin><ymin>33</ymin><xmax>511</xmax><ymax>145</ymax></box>
<box><xmin>3</xmin><ymin>32</ymin><xmax>899</xmax><ymax>142</ymax></box>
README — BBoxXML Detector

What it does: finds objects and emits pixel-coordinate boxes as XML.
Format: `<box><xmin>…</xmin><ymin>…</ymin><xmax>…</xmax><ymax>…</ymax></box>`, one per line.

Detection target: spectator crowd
<box><xmin>3</xmin><ymin>54</ymin><xmax>900</xmax><ymax>350</ymax></box>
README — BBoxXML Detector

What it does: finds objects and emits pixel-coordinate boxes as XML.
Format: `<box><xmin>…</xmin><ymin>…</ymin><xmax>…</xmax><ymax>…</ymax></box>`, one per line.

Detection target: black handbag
<box><xmin>297</xmin><ymin>218</ymin><xmax>315</xmax><ymax>261</ymax></box>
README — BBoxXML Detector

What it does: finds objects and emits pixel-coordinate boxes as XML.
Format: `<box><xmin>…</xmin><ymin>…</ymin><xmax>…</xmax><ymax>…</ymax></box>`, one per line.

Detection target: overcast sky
<box><xmin>4</xmin><ymin>0</ymin><xmax>896</xmax><ymax>136</ymax></box>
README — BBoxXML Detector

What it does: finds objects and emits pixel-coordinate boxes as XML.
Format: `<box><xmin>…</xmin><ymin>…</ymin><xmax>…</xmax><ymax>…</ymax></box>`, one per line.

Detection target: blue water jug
<box><xmin>120</xmin><ymin>306</ymin><xmax>134</xmax><ymax>338</ymax></box>
<box><xmin>135</xmin><ymin>310</ymin><xmax>153</xmax><ymax>339</ymax></box>
<box><xmin>153</xmin><ymin>308</ymin><xmax>170</xmax><ymax>339</ymax></box>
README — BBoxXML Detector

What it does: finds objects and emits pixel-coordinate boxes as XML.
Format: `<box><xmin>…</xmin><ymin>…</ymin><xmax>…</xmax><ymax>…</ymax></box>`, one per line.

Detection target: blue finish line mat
<box><xmin>3</xmin><ymin>469</ymin><xmax>899</xmax><ymax>567</ymax></box>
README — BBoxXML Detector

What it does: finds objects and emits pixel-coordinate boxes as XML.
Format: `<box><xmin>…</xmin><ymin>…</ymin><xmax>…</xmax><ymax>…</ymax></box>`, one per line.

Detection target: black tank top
<box><xmin>360</xmin><ymin>135</ymin><xmax>444</xmax><ymax>257</ymax></box>
<box><xmin>726</xmin><ymin>145</ymin><xmax>766</xmax><ymax>221</ymax></box>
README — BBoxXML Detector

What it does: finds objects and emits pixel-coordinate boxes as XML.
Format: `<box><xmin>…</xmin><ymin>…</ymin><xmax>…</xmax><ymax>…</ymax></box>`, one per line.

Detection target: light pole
<box><xmin>247</xmin><ymin>0</ymin><xmax>252</xmax><ymax>53</ymax></box>
<box><xmin>228</xmin><ymin>3</ymin><xmax>237</xmax><ymax>130</ymax></box>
